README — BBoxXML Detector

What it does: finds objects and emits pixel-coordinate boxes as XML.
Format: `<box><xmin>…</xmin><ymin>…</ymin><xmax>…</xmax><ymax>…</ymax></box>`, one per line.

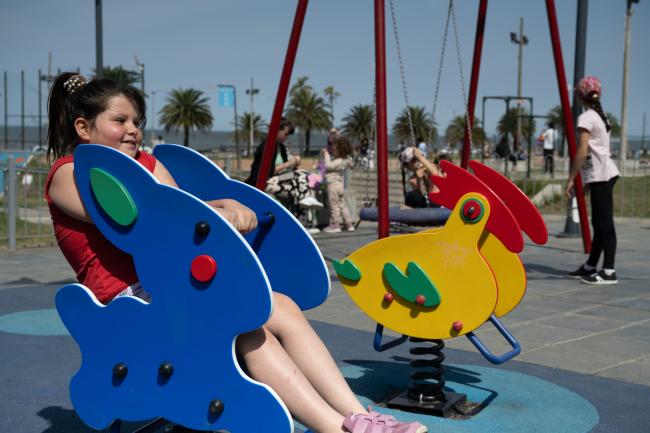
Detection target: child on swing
<box><xmin>45</xmin><ymin>73</ymin><xmax>427</xmax><ymax>433</ymax></box>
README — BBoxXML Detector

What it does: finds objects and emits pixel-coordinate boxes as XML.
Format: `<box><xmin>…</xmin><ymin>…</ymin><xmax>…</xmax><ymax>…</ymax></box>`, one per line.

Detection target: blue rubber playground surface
<box><xmin>1</xmin><ymin>216</ymin><xmax>649</xmax><ymax>432</ymax></box>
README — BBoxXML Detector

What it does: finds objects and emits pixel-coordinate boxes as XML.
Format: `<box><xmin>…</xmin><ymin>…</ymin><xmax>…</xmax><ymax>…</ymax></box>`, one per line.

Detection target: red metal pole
<box><xmin>461</xmin><ymin>0</ymin><xmax>488</xmax><ymax>170</ymax></box>
<box><xmin>545</xmin><ymin>0</ymin><xmax>592</xmax><ymax>253</ymax></box>
<box><xmin>255</xmin><ymin>0</ymin><xmax>309</xmax><ymax>190</ymax></box>
<box><xmin>375</xmin><ymin>0</ymin><xmax>389</xmax><ymax>239</ymax></box>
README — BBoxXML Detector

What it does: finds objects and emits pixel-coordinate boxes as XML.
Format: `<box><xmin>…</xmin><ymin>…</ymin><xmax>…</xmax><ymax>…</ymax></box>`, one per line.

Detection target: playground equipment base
<box><xmin>386</xmin><ymin>390</ymin><xmax>467</xmax><ymax>418</ymax></box>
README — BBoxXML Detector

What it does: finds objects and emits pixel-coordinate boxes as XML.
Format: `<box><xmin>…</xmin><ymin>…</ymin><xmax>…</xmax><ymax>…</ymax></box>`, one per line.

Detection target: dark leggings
<box><xmin>586</xmin><ymin>176</ymin><xmax>618</xmax><ymax>269</ymax></box>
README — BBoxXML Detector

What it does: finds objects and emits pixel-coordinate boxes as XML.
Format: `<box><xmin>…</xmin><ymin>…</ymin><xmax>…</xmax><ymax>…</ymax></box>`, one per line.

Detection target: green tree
<box><xmin>392</xmin><ymin>106</ymin><xmax>436</xmax><ymax>145</ymax></box>
<box><xmin>97</xmin><ymin>65</ymin><xmax>141</xmax><ymax>90</ymax></box>
<box><xmin>497</xmin><ymin>107</ymin><xmax>536</xmax><ymax>148</ymax></box>
<box><xmin>547</xmin><ymin>105</ymin><xmax>564</xmax><ymax>131</ymax></box>
<box><xmin>285</xmin><ymin>77</ymin><xmax>331</xmax><ymax>155</ymax></box>
<box><xmin>235</xmin><ymin>112</ymin><xmax>267</xmax><ymax>153</ymax></box>
<box><xmin>342</xmin><ymin>104</ymin><xmax>374</xmax><ymax>145</ymax></box>
<box><xmin>323</xmin><ymin>85</ymin><xmax>341</xmax><ymax>126</ymax></box>
<box><xmin>444</xmin><ymin>115</ymin><xmax>486</xmax><ymax>149</ymax></box>
<box><xmin>159</xmin><ymin>88</ymin><xmax>213</xmax><ymax>148</ymax></box>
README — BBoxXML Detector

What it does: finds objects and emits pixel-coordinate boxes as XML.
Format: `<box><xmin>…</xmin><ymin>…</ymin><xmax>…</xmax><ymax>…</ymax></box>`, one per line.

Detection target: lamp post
<box><xmin>135</xmin><ymin>57</ymin><xmax>145</xmax><ymax>96</ymax></box>
<box><xmin>95</xmin><ymin>0</ymin><xmax>103</xmax><ymax>78</ymax></box>
<box><xmin>217</xmin><ymin>84</ymin><xmax>241</xmax><ymax>171</ymax></box>
<box><xmin>510</xmin><ymin>18</ymin><xmax>528</xmax><ymax>153</ymax></box>
<box><xmin>245</xmin><ymin>77</ymin><xmax>259</xmax><ymax>157</ymax></box>
<box><xmin>620</xmin><ymin>0</ymin><xmax>641</xmax><ymax>172</ymax></box>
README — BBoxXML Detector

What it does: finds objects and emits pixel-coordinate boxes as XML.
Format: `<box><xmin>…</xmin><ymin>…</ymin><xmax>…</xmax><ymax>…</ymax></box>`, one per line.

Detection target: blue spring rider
<box><xmin>55</xmin><ymin>144</ymin><xmax>329</xmax><ymax>432</ymax></box>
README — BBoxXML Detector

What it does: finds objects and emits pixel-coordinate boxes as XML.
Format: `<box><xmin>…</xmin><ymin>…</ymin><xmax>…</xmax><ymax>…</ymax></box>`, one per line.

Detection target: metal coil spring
<box><xmin>406</xmin><ymin>337</ymin><xmax>446</xmax><ymax>403</ymax></box>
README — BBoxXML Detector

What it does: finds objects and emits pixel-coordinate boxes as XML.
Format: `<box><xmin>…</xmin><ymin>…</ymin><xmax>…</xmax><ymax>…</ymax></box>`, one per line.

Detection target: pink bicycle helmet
<box><xmin>576</xmin><ymin>76</ymin><xmax>602</xmax><ymax>99</ymax></box>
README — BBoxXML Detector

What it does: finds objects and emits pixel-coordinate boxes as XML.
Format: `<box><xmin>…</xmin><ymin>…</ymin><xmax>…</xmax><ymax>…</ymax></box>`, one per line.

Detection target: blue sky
<box><xmin>2</xmin><ymin>0</ymin><xmax>649</xmax><ymax>138</ymax></box>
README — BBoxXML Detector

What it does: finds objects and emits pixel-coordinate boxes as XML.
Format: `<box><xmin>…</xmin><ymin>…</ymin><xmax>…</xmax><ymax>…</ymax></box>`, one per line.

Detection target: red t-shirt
<box><xmin>45</xmin><ymin>150</ymin><xmax>157</xmax><ymax>303</ymax></box>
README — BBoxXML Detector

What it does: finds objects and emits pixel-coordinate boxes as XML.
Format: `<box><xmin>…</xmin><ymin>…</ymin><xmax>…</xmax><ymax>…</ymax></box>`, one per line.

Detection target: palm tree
<box><xmin>392</xmin><ymin>106</ymin><xmax>436</xmax><ymax>146</ymax></box>
<box><xmin>445</xmin><ymin>115</ymin><xmax>486</xmax><ymax>149</ymax></box>
<box><xmin>323</xmin><ymin>85</ymin><xmax>341</xmax><ymax>126</ymax></box>
<box><xmin>547</xmin><ymin>105</ymin><xmax>564</xmax><ymax>131</ymax></box>
<box><xmin>159</xmin><ymin>88</ymin><xmax>213</xmax><ymax>148</ymax></box>
<box><xmin>342</xmin><ymin>104</ymin><xmax>374</xmax><ymax>145</ymax></box>
<box><xmin>290</xmin><ymin>76</ymin><xmax>313</xmax><ymax>96</ymax></box>
<box><xmin>97</xmin><ymin>65</ymin><xmax>141</xmax><ymax>90</ymax></box>
<box><xmin>235</xmin><ymin>112</ymin><xmax>267</xmax><ymax>154</ymax></box>
<box><xmin>497</xmin><ymin>107</ymin><xmax>536</xmax><ymax>148</ymax></box>
<box><xmin>285</xmin><ymin>78</ymin><xmax>331</xmax><ymax>155</ymax></box>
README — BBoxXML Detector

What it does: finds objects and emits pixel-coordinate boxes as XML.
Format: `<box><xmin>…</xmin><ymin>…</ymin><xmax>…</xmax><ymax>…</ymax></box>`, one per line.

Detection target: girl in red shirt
<box><xmin>46</xmin><ymin>72</ymin><xmax>426</xmax><ymax>433</ymax></box>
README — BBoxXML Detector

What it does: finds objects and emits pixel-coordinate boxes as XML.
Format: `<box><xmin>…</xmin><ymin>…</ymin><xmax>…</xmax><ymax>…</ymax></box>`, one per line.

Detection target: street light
<box><xmin>217</xmin><ymin>84</ymin><xmax>241</xmax><ymax>171</ymax></box>
<box><xmin>134</xmin><ymin>56</ymin><xmax>145</xmax><ymax>96</ymax></box>
<box><xmin>510</xmin><ymin>18</ymin><xmax>528</xmax><ymax>153</ymax></box>
<box><xmin>245</xmin><ymin>77</ymin><xmax>259</xmax><ymax>157</ymax></box>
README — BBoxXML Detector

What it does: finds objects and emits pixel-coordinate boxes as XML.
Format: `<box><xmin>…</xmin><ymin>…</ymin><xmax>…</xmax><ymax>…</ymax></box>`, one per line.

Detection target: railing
<box><xmin>1</xmin><ymin>156</ymin><xmax>54</xmax><ymax>249</ymax></box>
<box><xmin>2</xmin><ymin>152</ymin><xmax>648</xmax><ymax>249</ymax></box>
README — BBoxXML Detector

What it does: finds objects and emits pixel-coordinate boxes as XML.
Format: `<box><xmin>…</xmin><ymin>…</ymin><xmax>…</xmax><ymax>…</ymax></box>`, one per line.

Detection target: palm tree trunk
<box><xmin>184</xmin><ymin>126</ymin><xmax>189</xmax><ymax>147</ymax></box>
<box><xmin>305</xmin><ymin>129</ymin><xmax>311</xmax><ymax>155</ymax></box>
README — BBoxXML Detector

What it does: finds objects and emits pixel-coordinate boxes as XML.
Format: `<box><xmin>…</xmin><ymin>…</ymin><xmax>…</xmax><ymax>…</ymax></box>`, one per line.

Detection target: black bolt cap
<box><xmin>208</xmin><ymin>399</ymin><xmax>224</xmax><ymax>415</ymax></box>
<box><xmin>112</xmin><ymin>363</ymin><xmax>128</xmax><ymax>379</ymax></box>
<box><xmin>158</xmin><ymin>362</ymin><xmax>174</xmax><ymax>378</ymax></box>
<box><xmin>195</xmin><ymin>221</ymin><xmax>211</xmax><ymax>237</ymax></box>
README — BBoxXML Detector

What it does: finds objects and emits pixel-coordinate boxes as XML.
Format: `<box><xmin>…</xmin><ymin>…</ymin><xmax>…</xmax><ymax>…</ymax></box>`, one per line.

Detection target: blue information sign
<box><xmin>218</xmin><ymin>87</ymin><xmax>235</xmax><ymax>108</ymax></box>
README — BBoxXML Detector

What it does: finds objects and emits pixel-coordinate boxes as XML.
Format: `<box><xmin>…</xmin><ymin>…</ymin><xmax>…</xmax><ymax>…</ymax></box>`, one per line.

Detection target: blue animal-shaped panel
<box><xmin>56</xmin><ymin>144</ymin><xmax>292</xmax><ymax>432</ymax></box>
<box><xmin>154</xmin><ymin>144</ymin><xmax>329</xmax><ymax>311</ymax></box>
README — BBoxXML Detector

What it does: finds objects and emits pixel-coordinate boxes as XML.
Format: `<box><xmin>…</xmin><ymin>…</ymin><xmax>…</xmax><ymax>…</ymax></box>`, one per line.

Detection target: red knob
<box><xmin>452</xmin><ymin>321</ymin><xmax>464</xmax><ymax>332</ymax></box>
<box><xmin>415</xmin><ymin>295</ymin><xmax>426</xmax><ymax>305</ymax></box>
<box><xmin>383</xmin><ymin>292</ymin><xmax>394</xmax><ymax>303</ymax></box>
<box><xmin>191</xmin><ymin>255</ymin><xmax>217</xmax><ymax>282</ymax></box>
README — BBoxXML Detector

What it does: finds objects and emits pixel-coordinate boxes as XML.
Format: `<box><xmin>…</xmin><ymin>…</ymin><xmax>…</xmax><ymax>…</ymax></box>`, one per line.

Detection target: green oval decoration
<box><xmin>383</xmin><ymin>262</ymin><xmax>441</xmax><ymax>307</ymax></box>
<box><xmin>332</xmin><ymin>259</ymin><xmax>362</xmax><ymax>282</ymax></box>
<box><xmin>90</xmin><ymin>168</ymin><xmax>138</xmax><ymax>226</ymax></box>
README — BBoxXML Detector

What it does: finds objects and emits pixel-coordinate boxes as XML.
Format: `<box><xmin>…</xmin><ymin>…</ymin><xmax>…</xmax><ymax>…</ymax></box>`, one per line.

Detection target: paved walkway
<box><xmin>1</xmin><ymin>215</ymin><xmax>649</xmax><ymax>385</ymax></box>
<box><xmin>0</xmin><ymin>214</ymin><xmax>649</xmax><ymax>432</ymax></box>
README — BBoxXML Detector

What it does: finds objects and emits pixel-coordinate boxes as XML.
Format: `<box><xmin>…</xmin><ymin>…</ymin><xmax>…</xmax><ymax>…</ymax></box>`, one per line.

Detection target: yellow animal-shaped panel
<box><xmin>421</xmin><ymin>228</ymin><xmax>527</xmax><ymax>318</ymax></box>
<box><xmin>336</xmin><ymin>193</ymin><xmax>497</xmax><ymax>340</ymax></box>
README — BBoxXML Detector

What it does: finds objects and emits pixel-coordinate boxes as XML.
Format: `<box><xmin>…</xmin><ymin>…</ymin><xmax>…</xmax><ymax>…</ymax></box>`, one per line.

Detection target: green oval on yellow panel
<box><xmin>90</xmin><ymin>168</ymin><xmax>138</xmax><ymax>226</ymax></box>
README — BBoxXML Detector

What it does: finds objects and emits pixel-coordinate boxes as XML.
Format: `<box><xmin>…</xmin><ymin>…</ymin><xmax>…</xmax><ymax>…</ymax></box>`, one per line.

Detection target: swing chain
<box><xmin>388</xmin><ymin>0</ymin><xmax>417</xmax><ymax>148</ymax></box>
<box><xmin>429</xmin><ymin>0</ymin><xmax>453</xmax><ymax>147</ymax></box>
<box><xmin>449</xmin><ymin>0</ymin><xmax>474</xmax><ymax>150</ymax></box>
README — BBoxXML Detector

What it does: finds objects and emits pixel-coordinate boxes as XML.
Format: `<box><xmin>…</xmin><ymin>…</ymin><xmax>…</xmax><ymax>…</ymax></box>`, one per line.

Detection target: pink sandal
<box><xmin>342</xmin><ymin>409</ymin><xmax>427</xmax><ymax>433</ymax></box>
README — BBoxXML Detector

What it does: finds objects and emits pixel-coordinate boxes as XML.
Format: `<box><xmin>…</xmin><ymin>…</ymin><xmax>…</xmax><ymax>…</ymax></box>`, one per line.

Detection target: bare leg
<box><xmin>237</xmin><ymin>327</ymin><xmax>345</xmax><ymax>433</ymax></box>
<box><xmin>265</xmin><ymin>293</ymin><xmax>366</xmax><ymax>417</ymax></box>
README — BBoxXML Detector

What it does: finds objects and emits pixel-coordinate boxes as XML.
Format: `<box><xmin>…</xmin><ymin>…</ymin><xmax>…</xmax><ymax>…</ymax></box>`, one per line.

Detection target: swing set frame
<box><xmin>253</xmin><ymin>0</ymin><xmax>592</xmax><ymax>253</ymax></box>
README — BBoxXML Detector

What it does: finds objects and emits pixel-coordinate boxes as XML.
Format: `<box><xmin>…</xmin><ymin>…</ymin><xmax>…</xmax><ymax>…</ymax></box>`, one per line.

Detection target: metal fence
<box><xmin>1</xmin><ymin>152</ymin><xmax>648</xmax><ymax>249</ymax></box>
<box><xmin>1</xmin><ymin>155</ymin><xmax>53</xmax><ymax>249</ymax></box>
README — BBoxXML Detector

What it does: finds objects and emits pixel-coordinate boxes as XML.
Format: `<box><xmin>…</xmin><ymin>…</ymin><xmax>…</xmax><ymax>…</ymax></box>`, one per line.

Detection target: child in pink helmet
<box><xmin>566</xmin><ymin>76</ymin><xmax>620</xmax><ymax>285</ymax></box>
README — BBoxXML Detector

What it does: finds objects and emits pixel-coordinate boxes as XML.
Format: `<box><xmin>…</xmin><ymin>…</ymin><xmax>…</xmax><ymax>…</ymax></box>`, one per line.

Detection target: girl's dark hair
<box><xmin>581</xmin><ymin>91</ymin><xmax>611</xmax><ymax>133</ymax></box>
<box><xmin>47</xmin><ymin>72</ymin><xmax>146</xmax><ymax>162</ymax></box>
<box><xmin>335</xmin><ymin>136</ymin><xmax>353</xmax><ymax>158</ymax></box>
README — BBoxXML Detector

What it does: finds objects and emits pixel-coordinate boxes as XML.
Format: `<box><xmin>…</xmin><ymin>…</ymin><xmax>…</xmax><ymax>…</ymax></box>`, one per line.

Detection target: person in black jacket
<box><xmin>245</xmin><ymin>118</ymin><xmax>301</xmax><ymax>186</ymax></box>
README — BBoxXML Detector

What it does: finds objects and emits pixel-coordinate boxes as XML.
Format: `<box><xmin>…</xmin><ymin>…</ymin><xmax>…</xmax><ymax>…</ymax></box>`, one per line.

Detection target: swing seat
<box><xmin>55</xmin><ymin>144</ymin><xmax>327</xmax><ymax>433</ymax></box>
<box><xmin>358</xmin><ymin>206</ymin><xmax>451</xmax><ymax>227</ymax></box>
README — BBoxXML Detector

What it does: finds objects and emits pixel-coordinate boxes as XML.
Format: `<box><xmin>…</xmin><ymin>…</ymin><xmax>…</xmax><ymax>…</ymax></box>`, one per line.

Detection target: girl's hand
<box><xmin>565</xmin><ymin>179</ymin><xmax>575</xmax><ymax>199</ymax></box>
<box><xmin>210</xmin><ymin>199</ymin><xmax>258</xmax><ymax>234</ymax></box>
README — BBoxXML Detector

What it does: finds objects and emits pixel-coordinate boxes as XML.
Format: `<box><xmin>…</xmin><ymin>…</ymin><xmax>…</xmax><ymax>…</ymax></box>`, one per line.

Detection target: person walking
<box><xmin>566</xmin><ymin>76</ymin><xmax>620</xmax><ymax>285</ymax></box>
<box><xmin>541</xmin><ymin>122</ymin><xmax>557</xmax><ymax>177</ymax></box>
